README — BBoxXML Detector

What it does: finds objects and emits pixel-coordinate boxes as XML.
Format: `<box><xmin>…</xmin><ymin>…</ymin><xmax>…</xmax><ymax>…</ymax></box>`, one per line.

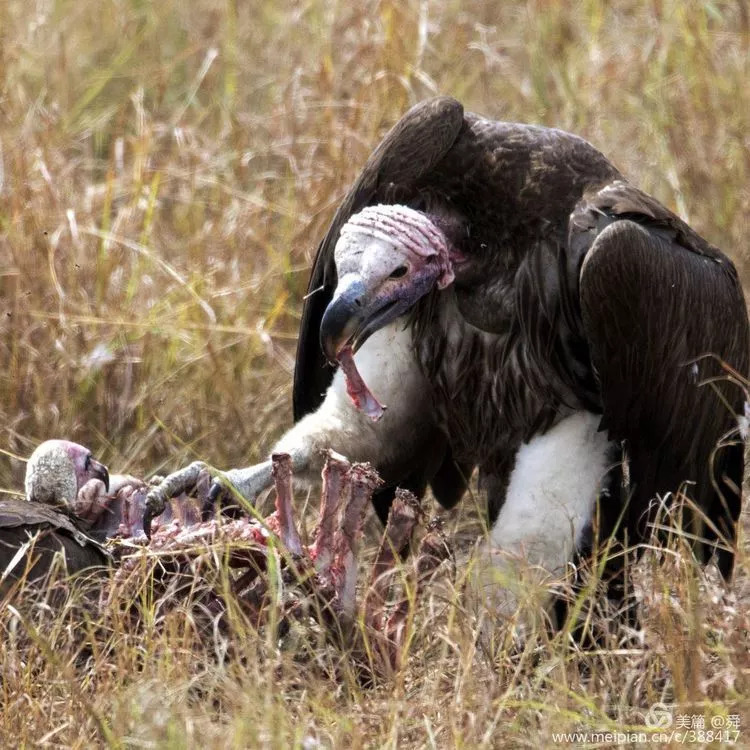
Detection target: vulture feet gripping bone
<box><xmin>114</xmin><ymin>451</ymin><xmax>454</xmax><ymax>677</ymax></box>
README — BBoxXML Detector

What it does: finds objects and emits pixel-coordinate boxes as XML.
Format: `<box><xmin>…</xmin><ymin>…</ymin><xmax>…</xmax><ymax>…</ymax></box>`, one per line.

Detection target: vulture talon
<box><xmin>142</xmin><ymin>494</ymin><xmax>164</xmax><ymax>540</ymax></box>
<box><xmin>204</xmin><ymin>479</ymin><xmax>226</xmax><ymax>520</ymax></box>
<box><xmin>204</xmin><ymin>475</ymin><xmax>248</xmax><ymax>519</ymax></box>
<box><xmin>141</xmin><ymin>461</ymin><xmax>208</xmax><ymax>538</ymax></box>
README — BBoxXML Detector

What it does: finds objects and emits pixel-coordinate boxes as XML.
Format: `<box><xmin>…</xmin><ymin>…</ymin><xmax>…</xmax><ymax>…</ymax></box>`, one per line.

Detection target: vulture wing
<box><xmin>293</xmin><ymin>96</ymin><xmax>465</xmax><ymax>419</ymax></box>
<box><xmin>573</xmin><ymin>181</ymin><xmax>749</xmax><ymax>575</ymax></box>
<box><xmin>0</xmin><ymin>499</ymin><xmax>109</xmax><ymax>587</ymax></box>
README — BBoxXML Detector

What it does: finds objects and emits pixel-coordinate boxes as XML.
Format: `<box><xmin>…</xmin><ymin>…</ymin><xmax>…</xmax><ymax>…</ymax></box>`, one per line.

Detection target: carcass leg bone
<box><xmin>268</xmin><ymin>453</ymin><xmax>303</xmax><ymax>556</ymax></box>
<box><xmin>365</xmin><ymin>488</ymin><xmax>421</xmax><ymax>631</ymax></box>
<box><xmin>309</xmin><ymin>450</ymin><xmax>351</xmax><ymax>577</ymax></box>
<box><xmin>331</xmin><ymin>463</ymin><xmax>383</xmax><ymax>620</ymax></box>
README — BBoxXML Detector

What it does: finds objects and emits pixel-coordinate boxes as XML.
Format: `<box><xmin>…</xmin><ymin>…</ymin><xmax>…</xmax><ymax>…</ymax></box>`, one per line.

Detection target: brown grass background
<box><xmin>1</xmin><ymin>0</ymin><xmax>749</xmax><ymax>746</ymax></box>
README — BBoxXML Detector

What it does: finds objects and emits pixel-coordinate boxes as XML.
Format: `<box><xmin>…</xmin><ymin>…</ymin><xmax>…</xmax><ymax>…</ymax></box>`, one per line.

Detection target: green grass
<box><xmin>1</xmin><ymin>0</ymin><xmax>750</xmax><ymax>746</ymax></box>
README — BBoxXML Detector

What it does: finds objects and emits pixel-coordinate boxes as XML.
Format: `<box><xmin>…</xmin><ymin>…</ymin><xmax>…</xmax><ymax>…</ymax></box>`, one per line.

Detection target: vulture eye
<box><xmin>84</xmin><ymin>454</ymin><xmax>91</xmax><ymax>470</ymax></box>
<box><xmin>389</xmin><ymin>265</ymin><xmax>409</xmax><ymax>279</ymax></box>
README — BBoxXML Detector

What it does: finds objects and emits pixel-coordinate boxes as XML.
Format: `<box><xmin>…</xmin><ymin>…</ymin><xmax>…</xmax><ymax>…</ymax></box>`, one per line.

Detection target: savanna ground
<box><xmin>1</xmin><ymin>0</ymin><xmax>750</xmax><ymax>746</ymax></box>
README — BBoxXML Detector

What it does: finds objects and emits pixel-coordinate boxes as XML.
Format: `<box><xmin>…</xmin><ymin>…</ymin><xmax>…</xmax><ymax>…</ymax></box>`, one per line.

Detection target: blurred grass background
<box><xmin>1</xmin><ymin>0</ymin><xmax>750</xmax><ymax>746</ymax></box>
<box><xmin>2</xmin><ymin>0</ymin><xmax>749</xmax><ymax>485</ymax></box>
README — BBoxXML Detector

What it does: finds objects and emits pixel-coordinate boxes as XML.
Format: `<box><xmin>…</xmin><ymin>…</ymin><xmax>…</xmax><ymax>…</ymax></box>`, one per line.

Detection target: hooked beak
<box><xmin>89</xmin><ymin>457</ymin><xmax>110</xmax><ymax>493</ymax></box>
<box><xmin>319</xmin><ymin>205</ymin><xmax>457</xmax><ymax>364</ymax></box>
<box><xmin>320</xmin><ymin>277</ymin><xmax>407</xmax><ymax>363</ymax></box>
<box><xmin>320</xmin><ymin>278</ymin><xmax>366</xmax><ymax>363</ymax></box>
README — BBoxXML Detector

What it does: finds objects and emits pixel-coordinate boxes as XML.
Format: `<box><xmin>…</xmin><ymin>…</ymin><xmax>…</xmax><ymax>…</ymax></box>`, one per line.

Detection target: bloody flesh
<box><xmin>337</xmin><ymin>346</ymin><xmax>387</xmax><ymax>421</ymax></box>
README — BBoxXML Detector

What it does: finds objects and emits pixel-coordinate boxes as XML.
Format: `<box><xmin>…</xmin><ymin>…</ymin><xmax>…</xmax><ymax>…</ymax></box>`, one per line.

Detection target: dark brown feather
<box><xmin>0</xmin><ymin>499</ymin><xmax>109</xmax><ymax>590</ymax></box>
<box><xmin>575</xmin><ymin>206</ymin><xmax>748</xmax><ymax>576</ymax></box>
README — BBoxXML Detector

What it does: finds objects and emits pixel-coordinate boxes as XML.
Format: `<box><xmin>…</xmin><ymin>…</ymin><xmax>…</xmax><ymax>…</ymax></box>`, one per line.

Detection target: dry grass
<box><xmin>1</xmin><ymin>0</ymin><xmax>750</xmax><ymax>746</ymax></box>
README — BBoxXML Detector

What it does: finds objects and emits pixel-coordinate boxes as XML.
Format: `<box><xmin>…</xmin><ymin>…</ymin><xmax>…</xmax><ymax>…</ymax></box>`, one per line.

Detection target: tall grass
<box><xmin>1</xmin><ymin>0</ymin><xmax>749</xmax><ymax>746</ymax></box>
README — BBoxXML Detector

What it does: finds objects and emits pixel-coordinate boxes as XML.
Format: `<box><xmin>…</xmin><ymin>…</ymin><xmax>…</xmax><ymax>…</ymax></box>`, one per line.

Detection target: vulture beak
<box><xmin>321</xmin><ymin>270</ymin><xmax>433</xmax><ymax>364</ymax></box>
<box><xmin>320</xmin><ymin>277</ymin><xmax>368</xmax><ymax>363</ymax></box>
<box><xmin>87</xmin><ymin>456</ymin><xmax>110</xmax><ymax>493</ymax></box>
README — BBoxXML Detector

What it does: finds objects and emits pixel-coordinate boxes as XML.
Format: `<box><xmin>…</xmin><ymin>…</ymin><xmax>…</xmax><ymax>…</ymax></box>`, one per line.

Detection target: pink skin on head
<box><xmin>62</xmin><ymin>441</ymin><xmax>107</xmax><ymax>492</ymax></box>
<box><xmin>338</xmin><ymin>205</ymin><xmax>455</xmax><ymax>291</ymax></box>
<box><xmin>43</xmin><ymin>440</ymin><xmax>110</xmax><ymax>495</ymax></box>
<box><xmin>330</xmin><ymin>205</ymin><xmax>456</xmax><ymax>420</ymax></box>
<box><xmin>25</xmin><ymin>439</ymin><xmax>110</xmax><ymax>509</ymax></box>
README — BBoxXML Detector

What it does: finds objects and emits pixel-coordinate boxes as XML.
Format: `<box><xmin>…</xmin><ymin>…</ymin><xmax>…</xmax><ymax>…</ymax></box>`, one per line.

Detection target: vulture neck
<box><xmin>452</xmin><ymin>278</ymin><xmax>515</xmax><ymax>334</ymax></box>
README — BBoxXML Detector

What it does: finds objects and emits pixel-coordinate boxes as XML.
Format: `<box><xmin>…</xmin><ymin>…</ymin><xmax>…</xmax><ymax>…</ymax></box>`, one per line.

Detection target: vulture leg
<box><xmin>471</xmin><ymin>411</ymin><xmax>613</xmax><ymax>634</ymax></box>
<box><xmin>208</xmin><ymin>321</ymin><xmax>441</xmax><ymax>520</ymax></box>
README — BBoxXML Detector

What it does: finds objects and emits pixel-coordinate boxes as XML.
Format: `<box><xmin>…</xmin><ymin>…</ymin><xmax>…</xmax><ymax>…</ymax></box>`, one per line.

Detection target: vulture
<box><xmin>25</xmin><ymin>439</ymin><xmax>110</xmax><ymax>513</ymax></box>
<box><xmin>2</xmin><ymin>439</ymin><xmax>195</xmax><ymax>590</ymax></box>
<box><xmin>2</xmin><ymin>439</ymin><xmax>206</xmax><ymax>591</ymax></box>
<box><xmin>206</xmin><ymin>96</ymin><xmax>749</xmax><ymax>623</ymax></box>
<box><xmin>1</xmin><ymin>440</ymin><xmax>112</xmax><ymax>589</ymax></box>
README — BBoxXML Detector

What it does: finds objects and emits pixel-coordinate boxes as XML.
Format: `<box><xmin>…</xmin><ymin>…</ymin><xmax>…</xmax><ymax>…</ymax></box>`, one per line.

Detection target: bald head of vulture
<box><xmin>291</xmin><ymin>96</ymin><xmax>749</xmax><ymax>596</ymax></box>
<box><xmin>321</xmin><ymin>204</ymin><xmax>456</xmax><ymax>363</ymax></box>
<box><xmin>25</xmin><ymin>440</ymin><xmax>110</xmax><ymax>512</ymax></box>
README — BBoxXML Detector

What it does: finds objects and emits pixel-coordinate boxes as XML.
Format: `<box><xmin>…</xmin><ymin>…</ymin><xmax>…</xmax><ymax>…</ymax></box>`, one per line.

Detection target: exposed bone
<box><xmin>332</xmin><ymin>462</ymin><xmax>383</xmax><ymax>619</ymax></box>
<box><xmin>144</xmin><ymin>460</ymin><xmax>208</xmax><ymax>529</ymax></box>
<box><xmin>383</xmin><ymin>517</ymin><xmax>453</xmax><ymax>671</ymax></box>
<box><xmin>365</xmin><ymin>488</ymin><xmax>421</xmax><ymax>630</ymax></box>
<box><xmin>337</xmin><ymin>346</ymin><xmax>386</xmax><ymax>421</ymax></box>
<box><xmin>144</xmin><ymin>517</ymin><xmax>267</xmax><ymax>550</ymax></box>
<box><xmin>72</xmin><ymin>478</ymin><xmax>111</xmax><ymax>523</ymax></box>
<box><xmin>269</xmin><ymin>453</ymin><xmax>303</xmax><ymax>556</ymax></box>
<box><xmin>309</xmin><ymin>451</ymin><xmax>351</xmax><ymax>576</ymax></box>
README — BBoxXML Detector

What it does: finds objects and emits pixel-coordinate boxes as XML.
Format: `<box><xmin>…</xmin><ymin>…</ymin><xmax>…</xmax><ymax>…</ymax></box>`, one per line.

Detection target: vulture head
<box><xmin>25</xmin><ymin>440</ymin><xmax>110</xmax><ymax>512</ymax></box>
<box><xmin>320</xmin><ymin>204</ymin><xmax>455</xmax><ymax>364</ymax></box>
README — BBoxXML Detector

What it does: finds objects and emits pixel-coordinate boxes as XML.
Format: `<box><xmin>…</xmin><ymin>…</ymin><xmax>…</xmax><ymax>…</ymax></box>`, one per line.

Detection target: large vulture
<box><xmin>205</xmin><ymin>97</ymin><xmax>749</xmax><ymax>621</ymax></box>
